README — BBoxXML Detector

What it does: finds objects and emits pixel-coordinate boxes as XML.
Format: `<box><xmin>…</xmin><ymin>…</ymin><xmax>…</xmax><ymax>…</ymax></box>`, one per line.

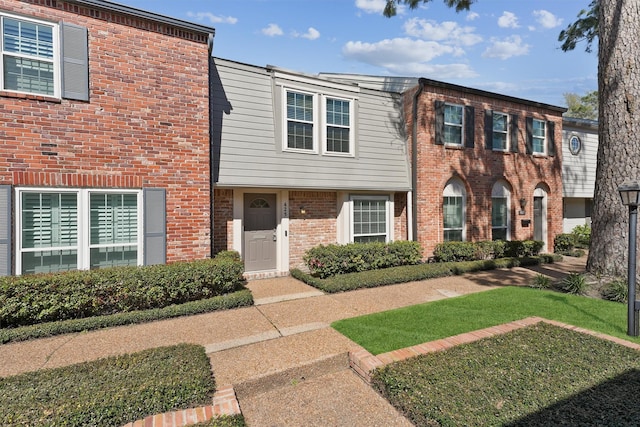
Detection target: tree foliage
<box><xmin>564</xmin><ymin>90</ymin><xmax>598</xmax><ymax>120</ymax></box>
<box><xmin>558</xmin><ymin>0</ymin><xmax>599</xmax><ymax>53</ymax></box>
<box><xmin>383</xmin><ymin>0</ymin><xmax>475</xmax><ymax>17</ymax></box>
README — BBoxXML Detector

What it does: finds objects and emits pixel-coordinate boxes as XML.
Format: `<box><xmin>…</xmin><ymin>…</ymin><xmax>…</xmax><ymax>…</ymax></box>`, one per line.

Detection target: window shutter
<box><xmin>525</xmin><ymin>117</ymin><xmax>534</xmax><ymax>154</ymax></box>
<box><xmin>547</xmin><ymin>120</ymin><xmax>556</xmax><ymax>156</ymax></box>
<box><xmin>143</xmin><ymin>188</ymin><xmax>166</xmax><ymax>265</ymax></box>
<box><xmin>484</xmin><ymin>110</ymin><xmax>493</xmax><ymax>150</ymax></box>
<box><xmin>464</xmin><ymin>106</ymin><xmax>475</xmax><ymax>148</ymax></box>
<box><xmin>61</xmin><ymin>23</ymin><xmax>89</xmax><ymax>101</ymax></box>
<box><xmin>0</xmin><ymin>185</ymin><xmax>11</xmax><ymax>276</ymax></box>
<box><xmin>434</xmin><ymin>101</ymin><xmax>445</xmax><ymax>145</ymax></box>
<box><xmin>510</xmin><ymin>114</ymin><xmax>519</xmax><ymax>153</ymax></box>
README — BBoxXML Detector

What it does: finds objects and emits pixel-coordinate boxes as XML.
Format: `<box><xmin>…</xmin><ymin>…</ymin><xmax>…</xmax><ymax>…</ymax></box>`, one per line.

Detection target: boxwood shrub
<box><xmin>433</xmin><ymin>240</ymin><xmax>543</xmax><ymax>262</ymax></box>
<box><xmin>303</xmin><ymin>241</ymin><xmax>422</xmax><ymax>279</ymax></box>
<box><xmin>0</xmin><ymin>251</ymin><xmax>245</xmax><ymax>328</ymax></box>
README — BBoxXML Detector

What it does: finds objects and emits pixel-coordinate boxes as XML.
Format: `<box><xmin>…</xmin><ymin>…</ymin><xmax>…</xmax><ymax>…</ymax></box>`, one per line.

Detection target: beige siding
<box><xmin>562</xmin><ymin>119</ymin><xmax>598</xmax><ymax>198</ymax></box>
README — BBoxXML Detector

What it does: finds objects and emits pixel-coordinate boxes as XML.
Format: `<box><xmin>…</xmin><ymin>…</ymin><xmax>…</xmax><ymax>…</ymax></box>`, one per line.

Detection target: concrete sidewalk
<box><xmin>0</xmin><ymin>256</ymin><xmax>586</xmax><ymax>426</ymax></box>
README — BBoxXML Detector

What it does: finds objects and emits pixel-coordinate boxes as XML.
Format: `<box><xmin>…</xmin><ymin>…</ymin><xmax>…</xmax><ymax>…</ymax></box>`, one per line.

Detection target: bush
<box><xmin>0</xmin><ymin>251</ymin><xmax>245</xmax><ymax>328</ymax></box>
<box><xmin>554</xmin><ymin>233</ymin><xmax>576</xmax><ymax>253</ymax></box>
<box><xmin>530</xmin><ymin>274</ymin><xmax>552</xmax><ymax>289</ymax></box>
<box><xmin>433</xmin><ymin>240</ymin><xmax>542</xmax><ymax>262</ymax></box>
<box><xmin>433</xmin><ymin>241</ymin><xmax>477</xmax><ymax>262</ymax></box>
<box><xmin>601</xmin><ymin>279</ymin><xmax>628</xmax><ymax>303</ymax></box>
<box><xmin>572</xmin><ymin>224</ymin><xmax>591</xmax><ymax>248</ymax></box>
<box><xmin>303</xmin><ymin>241</ymin><xmax>422</xmax><ymax>279</ymax></box>
<box><xmin>560</xmin><ymin>273</ymin><xmax>588</xmax><ymax>295</ymax></box>
<box><xmin>504</xmin><ymin>240</ymin><xmax>544</xmax><ymax>257</ymax></box>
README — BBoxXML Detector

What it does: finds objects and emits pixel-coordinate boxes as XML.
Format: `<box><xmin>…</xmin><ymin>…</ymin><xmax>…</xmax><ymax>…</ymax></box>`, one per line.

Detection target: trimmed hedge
<box><xmin>0</xmin><ymin>251</ymin><xmax>245</xmax><ymax>328</ymax></box>
<box><xmin>433</xmin><ymin>240</ymin><xmax>544</xmax><ymax>262</ymax></box>
<box><xmin>304</xmin><ymin>241</ymin><xmax>422</xmax><ymax>279</ymax></box>
<box><xmin>292</xmin><ymin>254</ymin><xmax>561</xmax><ymax>293</ymax></box>
<box><xmin>0</xmin><ymin>289</ymin><xmax>253</xmax><ymax>344</ymax></box>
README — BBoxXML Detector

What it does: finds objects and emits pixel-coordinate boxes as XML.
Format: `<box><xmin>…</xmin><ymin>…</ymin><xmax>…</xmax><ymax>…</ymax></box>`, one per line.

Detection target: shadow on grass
<box><xmin>543</xmin><ymin>292</ymin><xmax>627</xmax><ymax>336</ymax></box>
<box><xmin>506</xmin><ymin>369</ymin><xmax>640</xmax><ymax>426</ymax></box>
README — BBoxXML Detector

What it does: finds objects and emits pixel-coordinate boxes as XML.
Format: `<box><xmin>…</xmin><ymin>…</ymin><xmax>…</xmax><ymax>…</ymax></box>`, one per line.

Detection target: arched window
<box><xmin>443</xmin><ymin>178</ymin><xmax>466</xmax><ymax>241</ymax></box>
<box><xmin>491</xmin><ymin>181</ymin><xmax>511</xmax><ymax>241</ymax></box>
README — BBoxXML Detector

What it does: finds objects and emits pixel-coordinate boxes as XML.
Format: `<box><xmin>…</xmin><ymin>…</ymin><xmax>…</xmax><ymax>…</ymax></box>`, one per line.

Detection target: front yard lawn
<box><xmin>332</xmin><ymin>286</ymin><xmax>635</xmax><ymax>355</ymax></box>
<box><xmin>373</xmin><ymin>322</ymin><xmax>640</xmax><ymax>426</ymax></box>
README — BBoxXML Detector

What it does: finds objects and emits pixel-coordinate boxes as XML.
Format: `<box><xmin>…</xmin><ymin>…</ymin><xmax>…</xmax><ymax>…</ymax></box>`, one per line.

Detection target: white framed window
<box><xmin>351</xmin><ymin>195</ymin><xmax>389</xmax><ymax>243</ymax></box>
<box><xmin>443</xmin><ymin>179</ymin><xmax>466</xmax><ymax>241</ymax></box>
<box><xmin>532</xmin><ymin>119</ymin><xmax>546</xmax><ymax>154</ymax></box>
<box><xmin>1</xmin><ymin>13</ymin><xmax>60</xmax><ymax>97</ymax></box>
<box><xmin>492</xmin><ymin>112</ymin><xmax>509</xmax><ymax>151</ymax></box>
<box><xmin>16</xmin><ymin>188</ymin><xmax>143</xmax><ymax>275</ymax></box>
<box><xmin>491</xmin><ymin>181</ymin><xmax>511</xmax><ymax>241</ymax></box>
<box><xmin>444</xmin><ymin>103</ymin><xmax>464</xmax><ymax>146</ymax></box>
<box><xmin>283</xmin><ymin>87</ymin><xmax>355</xmax><ymax>156</ymax></box>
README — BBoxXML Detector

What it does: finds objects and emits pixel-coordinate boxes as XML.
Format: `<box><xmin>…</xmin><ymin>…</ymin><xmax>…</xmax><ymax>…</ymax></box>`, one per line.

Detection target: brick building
<box><xmin>406</xmin><ymin>78</ymin><xmax>565</xmax><ymax>256</ymax></box>
<box><xmin>0</xmin><ymin>0</ymin><xmax>215</xmax><ymax>275</ymax></box>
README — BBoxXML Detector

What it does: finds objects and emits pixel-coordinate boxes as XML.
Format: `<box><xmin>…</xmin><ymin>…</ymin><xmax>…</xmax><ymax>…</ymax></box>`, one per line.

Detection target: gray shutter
<box><xmin>143</xmin><ymin>188</ymin><xmax>166</xmax><ymax>265</ymax></box>
<box><xmin>464</xmin><ymin>106</ymin><xmax>475</xmax><ymax>148</ymax></box>
<box><xmin>525</xmin><ymin>117</ymin><xmax>534</xmax><ymax>154</ymax></box>
<box><xmin>434</xmin><ymin>101</ymin><xmax>445</xmax><ymax>145</ymax></box>
<box><xmin>547</xmin><ymin>120</ymin><xmax>556</xmax><ymax>156</ymax></box>
<box><xmin>484</xmin><ymin>110</ymin><xmax>493</xmax><ymax>150</ymax></box>
<box><xmin>510</xmin><ymin>114</ymin><xmax>519</xmax><ymax>153</ymax></box>
<box><xmin>0</xmin><ymin>185</ymin><xmax>11</xmax><ymax>276</ymax></box>
<box><xmin>61</xmin><ymin>23</ymin><xmax>89</xmax><ymax>101</ymax></box>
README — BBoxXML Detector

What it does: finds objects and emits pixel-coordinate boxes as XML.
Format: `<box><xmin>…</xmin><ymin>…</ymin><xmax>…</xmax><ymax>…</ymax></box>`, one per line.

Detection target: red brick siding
<box><xmin>0</xmin><ymin>1</ymin><xmax>212</xmax><ymax>263</ymax></box>
<box><xmin>405</xmin><ymin>84</ymin><xmax>563</xmax><ymax>257</ymax></box>
<box><xmin>288</xmin><ymin>191</ymin><xmax>337</xmax><ymax>270</ymax></box>
<box><xmin>394</xmin><ymin>192</ymin><xmax>408</xmax><ymax>241</ymax></box>
<box><xmin>213</xmin><ymin>188</ymin><xmax>234</xmax><ymax>254</ymax></box>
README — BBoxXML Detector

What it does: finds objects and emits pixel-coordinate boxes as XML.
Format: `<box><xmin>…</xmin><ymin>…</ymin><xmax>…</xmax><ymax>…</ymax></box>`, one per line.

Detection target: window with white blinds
<box><xmin>17</xmin><ymin>189</ymin><xmax>142</xmax><ymax>274</ymax></box>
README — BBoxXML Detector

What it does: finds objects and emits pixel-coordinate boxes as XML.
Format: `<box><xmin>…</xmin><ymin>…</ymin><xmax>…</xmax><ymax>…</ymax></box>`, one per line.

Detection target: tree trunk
<box><xmin>587</xmin><ymin>0</ymin><xmax>640</xmax><ymax>277</ymax></box>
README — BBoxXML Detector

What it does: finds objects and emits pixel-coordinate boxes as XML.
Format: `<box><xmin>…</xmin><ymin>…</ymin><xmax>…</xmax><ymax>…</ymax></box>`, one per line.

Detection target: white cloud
<box><xmin>533</xmin><ymin>10</ymin><xmax>563</xmax><ymax>29</ymax></box>
<box><xmin>466</xmin><ymin>12</ymin><xmax>480</xmax><ymax>21</ymax></box>
<box><xmin>296</xmin><ymin>27</ymin><xmax>321</xmax><ymax>40</ymax></box>
<box><xmin>186</xmin><ymin>12</ymin><xmax>237</xmax><ymax>25</ymax></box>
<box><xmin>403</xmin><ymin>18</ymin><xmax>482</xmax><ymax>46</ymax></box>
<box><xmin>262</xmin><ymin>23</ymin><xmax>283</xmax><ymax>37</ymax></box>
<box><xmin>497</xmin><ymin>11</ymin><xmax>519</xmax><ymax>29</ymax></box>
<box><xmin>354</xmin><ymin>0</ymin><xmax>387</xmax><ymax>14</ymax></box>
<box><xmin>482</xmin><ymin>35</ymin><xmax>530</xmax><ymax>60</ymax></box>
<box><xmin>342</xmin><ymin>38</ymin><xmax>477</xmax><ymax>78</ymax></box>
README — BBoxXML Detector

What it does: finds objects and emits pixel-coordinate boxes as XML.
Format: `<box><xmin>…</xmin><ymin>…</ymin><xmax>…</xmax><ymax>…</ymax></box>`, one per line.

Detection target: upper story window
<box><xmin>435</xmin><ymin>101</ymin><xmax>475</xmax><ymax>148</ymax></box>
<box><xmin>284</xmin><ymin>87</ymin><xmax>354</xmax><ymax>156</ymax></box>
<box><xmin>491</xmin><ymin>112</ymin><xmax>508</xmax><ymax>151</ymax></box>
<box><xmin>532</xmin><ymin>119</ymin><xmax>546</xmax><ymax>154</ymax></box>
<box><xmin>1</xmin><ymin>14</ymin><xmax>58</xmax><ymax>97</ymax></box>
<box><xmin>444</xmin><ymin>104</ymin><xmax>464</xmax><ymax>146</ymax></box>
<box><xmin>484</xmin><ymin>110</ymin><xmax>519</xmax><ymax>153</ymax></box>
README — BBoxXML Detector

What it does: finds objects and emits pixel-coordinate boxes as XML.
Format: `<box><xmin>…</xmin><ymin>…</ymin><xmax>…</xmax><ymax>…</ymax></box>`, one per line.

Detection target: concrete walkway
<box><xmin>0</xmin><ymin>256</ymin><xmax>586</xmax><ymax>426</ymax></box>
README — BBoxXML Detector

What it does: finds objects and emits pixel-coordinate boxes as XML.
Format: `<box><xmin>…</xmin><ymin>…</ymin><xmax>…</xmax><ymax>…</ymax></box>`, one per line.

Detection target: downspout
<box><xmin>411</xmin><ymin>78</ymin><xmax>426</xmax><ymax>242</ymax></box>
<box><xmin>207</xmin><ymin>33</ymin><xmax>215</xmax><ymax>258</ymax></box>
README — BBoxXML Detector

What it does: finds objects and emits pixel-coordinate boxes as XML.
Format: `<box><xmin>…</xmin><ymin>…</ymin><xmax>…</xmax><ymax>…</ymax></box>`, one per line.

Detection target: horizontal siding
<box><xmin>562</xmin><ymin>125</ymin><xmax>597</xmax><ymax>198</ymax></box>
<box><xmin>213</xmin><ymin>58</ymin><xmax>411</xmax><ymax>191</ymax></box>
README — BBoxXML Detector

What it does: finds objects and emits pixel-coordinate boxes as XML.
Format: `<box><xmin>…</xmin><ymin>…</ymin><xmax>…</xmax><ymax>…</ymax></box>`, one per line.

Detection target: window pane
<box><xmin>22</xmin><ymin>249</ymin><xmax>77</xmax><ymax>274</ymax></box>
<box><xmin>22</xmin><ymin>193</ymin><xmax>77</xmax><ymax>249</ymax></box>
<box><xmin>90</xmin><ymin>193</ymin><xmax>138</xmax><ymax>245</ymax></box>
<box><xmin>444</xmin><ymin>124</ymin><xmax>462</xmax><ymax>145</ymax></box>
<box><xmin>3</xmin><ymin>18</ymin><xmax>54</xmax><ymax>58</ymax></box>
<box><xmin>326</xmin><ymin>126</ymin><xmax>350</xmax><ymax>153</ymax></box>
<box><xmin>492</xmin><ymin>228</ymin><xmax>507</xmax><ymax>241</ymax></box>
<box><xmin>444</xmin><ymin>105</ymin><xmax>462</xmax><ymax>125</ymax></box>
<box><xmin>4</xmin><ymin>56</ymin><xmax>54</xmax><ymax>95</ymax></box>
<box><xmin>327</xmin><ymin>98</ymin><xmax>349</xmax><ymax>126</ymax></box>
<box><xmin>287</xmin><ymin>122</ymin><xmax>313</xmax><ymax>150</ymax></box>
<box><xmin>443</xmin><ymin>196</ymin><xmax>462</xmax><ymax>228</ymax></box>
<box><xmin>353</xmin><ymin>199</ymin><xmax>387</xmax><ymax>241</ymax></box>
<box><xmin>90</xmin><ymin>246</ymin><xmax>138</xmax><ymax>269</ymax></box>
<box><xmin>492</xmin><ymin>197</ymin><xmax>507</xmax><ymax>227</ymax></box>
<box><xmin>444</xmin><ymin>229</ymin><xmax>463</xmax><ymax>242</ymax></box>
<box><xmin>493</xmin><ymin>113</ymin><xmax>507</xmax><ymax>132</ymax></box>
<box><xmin>287</xmin><ymin>91</ymin><xmax>313</xmax><ymax>121</ymax></box>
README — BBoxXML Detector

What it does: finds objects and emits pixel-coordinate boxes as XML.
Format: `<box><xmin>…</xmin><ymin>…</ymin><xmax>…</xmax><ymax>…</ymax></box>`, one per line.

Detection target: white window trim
<box><xmin>15</xmin><ymin>187</ymin><xmax>143</xmax><ymax>274</ymax></box>
<box><xmin>349</xmin><ymin>194</ymin><xmax>392</xmax><ymax>243</ymax></box>
<box><xmin>444</xmin><ymin>103</ymin><xmax>464</xmax><ymax>147</ymax></box>
<box><xmin>492</xmin><ymin>111</ymin><xmax>509</xmax><ymax>152</ymax></box>
<box><xmin>443</xmin><ymin>180</ymin><xmax>466</xmax><ymax>241</ymax></box>
<box><xmin>281</xmin><ymin>85</ymin><xmax>355</xmax><ymax>157</ymax></box>
<box><xmin>532</xmin><ymin>118</ymin><xmax>547</xmax><ymax>155</ymax></box>
<box><xmin>0</xmin><ymin>12</ymin><xmax>61</xmax><ymax>98</ymax></box>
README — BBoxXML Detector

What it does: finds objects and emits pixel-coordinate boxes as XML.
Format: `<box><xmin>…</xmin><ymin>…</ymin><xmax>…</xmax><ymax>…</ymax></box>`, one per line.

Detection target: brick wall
<box><xmin>213</xmin><ymin>188</ymin><xmax>234</xmax><ymax>254</ymax></box>
<box><xmin>394</xmin><ymin>192</ymin><xmax>408</xmax><ymax>241</ymax></box>
<box><xmin>405</xmin><ymin>83</ymin><xmax>564</xmax><ymax>256</ymax></box>
<box><xmin>0</xmin><ymin>0</ymin><xmax>212</xmax><ymax>262</ymax></box>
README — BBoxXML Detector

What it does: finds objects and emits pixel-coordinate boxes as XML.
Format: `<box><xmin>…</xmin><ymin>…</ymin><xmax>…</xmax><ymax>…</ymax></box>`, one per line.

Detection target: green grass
<box><xmin>0</xmin><ymin>344</ymin><xmax>215</xmax><ymax>426</ymax></box>
<box><xmin>332</xmin><ymin>286</ymin><xmax>637</xmax><ymax>355</ymax></box>
<box><xmin>372</xmin><ymin>322</ymin><xmax>640</xmax><ymax>426</ymax></box>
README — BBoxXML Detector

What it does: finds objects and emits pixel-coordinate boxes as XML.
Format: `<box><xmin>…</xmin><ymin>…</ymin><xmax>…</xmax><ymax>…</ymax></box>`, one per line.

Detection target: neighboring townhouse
<box><xmin>0</xmin><ymin>0</ymin><xmax>215</xmax><ymax>275</ymax></box>
<box><xmin>562</xmin><ymin>117</ymin><xmax>598</xmax><ymax>233</ymax></box>
<box><xmin>405</xmin><ymin>78</ymin><xmax>565</xmax><ymax>256</ymax></box>
<box><xmin>211</xmin><ymin>58</ymin><xmax>411</xmax><ymax>277</ymax></box>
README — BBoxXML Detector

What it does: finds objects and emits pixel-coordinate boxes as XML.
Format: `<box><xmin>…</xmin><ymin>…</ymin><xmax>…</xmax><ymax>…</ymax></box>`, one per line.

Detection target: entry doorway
<box><xmin>243</xmin><ymin>193</ymin><xmax>277</xmax><ymax>271</ymax></box>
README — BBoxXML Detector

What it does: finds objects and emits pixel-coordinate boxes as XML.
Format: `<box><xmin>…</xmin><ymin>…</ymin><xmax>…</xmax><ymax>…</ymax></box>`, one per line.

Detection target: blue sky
<box><xmin>117</xmin><ymin>0</ymin><xmax>597</xmax><ymax>106</ymax></box>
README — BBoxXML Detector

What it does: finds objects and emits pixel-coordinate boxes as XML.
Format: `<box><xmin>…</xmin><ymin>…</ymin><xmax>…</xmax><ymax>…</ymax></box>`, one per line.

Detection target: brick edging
<box><xmin>350</xmin><ymin>317</ymin><xmax>640</xmax><ymax>383</ymax></box>
<box><xmin>122</xmin><ymin>385</ymin><xmax>240</xmax><ymax>427</ymax></box>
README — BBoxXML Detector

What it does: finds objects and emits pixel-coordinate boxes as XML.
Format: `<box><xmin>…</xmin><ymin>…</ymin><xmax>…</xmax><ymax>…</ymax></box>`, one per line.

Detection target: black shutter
<box><xmin>547</xmin><ymin>120</ymin><xmax>556</xmax><ymax>156</ymax></box>
<box><xmin>525</xmin><ymin>117</ymin><xmax>534</xmax><ymax>154</ymax></box>
<box><xmin>0</xmin><ymin>185</ymin><xmax>11</xmax><ymax>276</ymax></box>
<box><xmin>434</xmin><ymin>101</ymin><xmax>445</xmax><ymax>145</ymax></box>
<box><xmin>484</xmin><ymin>110</ymin><xmax>493</xmax><ymax>150</ymax></box>
<box><xmin>143</xmin><ymin>188</ymin><xmax>166</xmax><ymax>265</ymax></box>
<box><xmin>464</xmin><ymin>106</ymin><xmax>475</xmax><ymax>148</ymax></box>
<box><xmin>61</xmin><ymin>23</ymin><xmax>89</xmax><ymax>101</ymax></box>
<box><xmin>510</xmin><ymin>114</ymin><xmax>519</xmax><ymax>153</ymax></box>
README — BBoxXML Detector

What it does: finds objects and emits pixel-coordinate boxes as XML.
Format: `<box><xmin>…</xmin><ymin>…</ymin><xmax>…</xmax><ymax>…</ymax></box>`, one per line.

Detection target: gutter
<box><xmin>208</xmin><ymin>34</ymin><xmax>215</xmax><ymax>258</ymax></box>
<box><xmin>411</xmin><ymin>79</ymin><xmax>426</xmax><ymax>242</ymax></box>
